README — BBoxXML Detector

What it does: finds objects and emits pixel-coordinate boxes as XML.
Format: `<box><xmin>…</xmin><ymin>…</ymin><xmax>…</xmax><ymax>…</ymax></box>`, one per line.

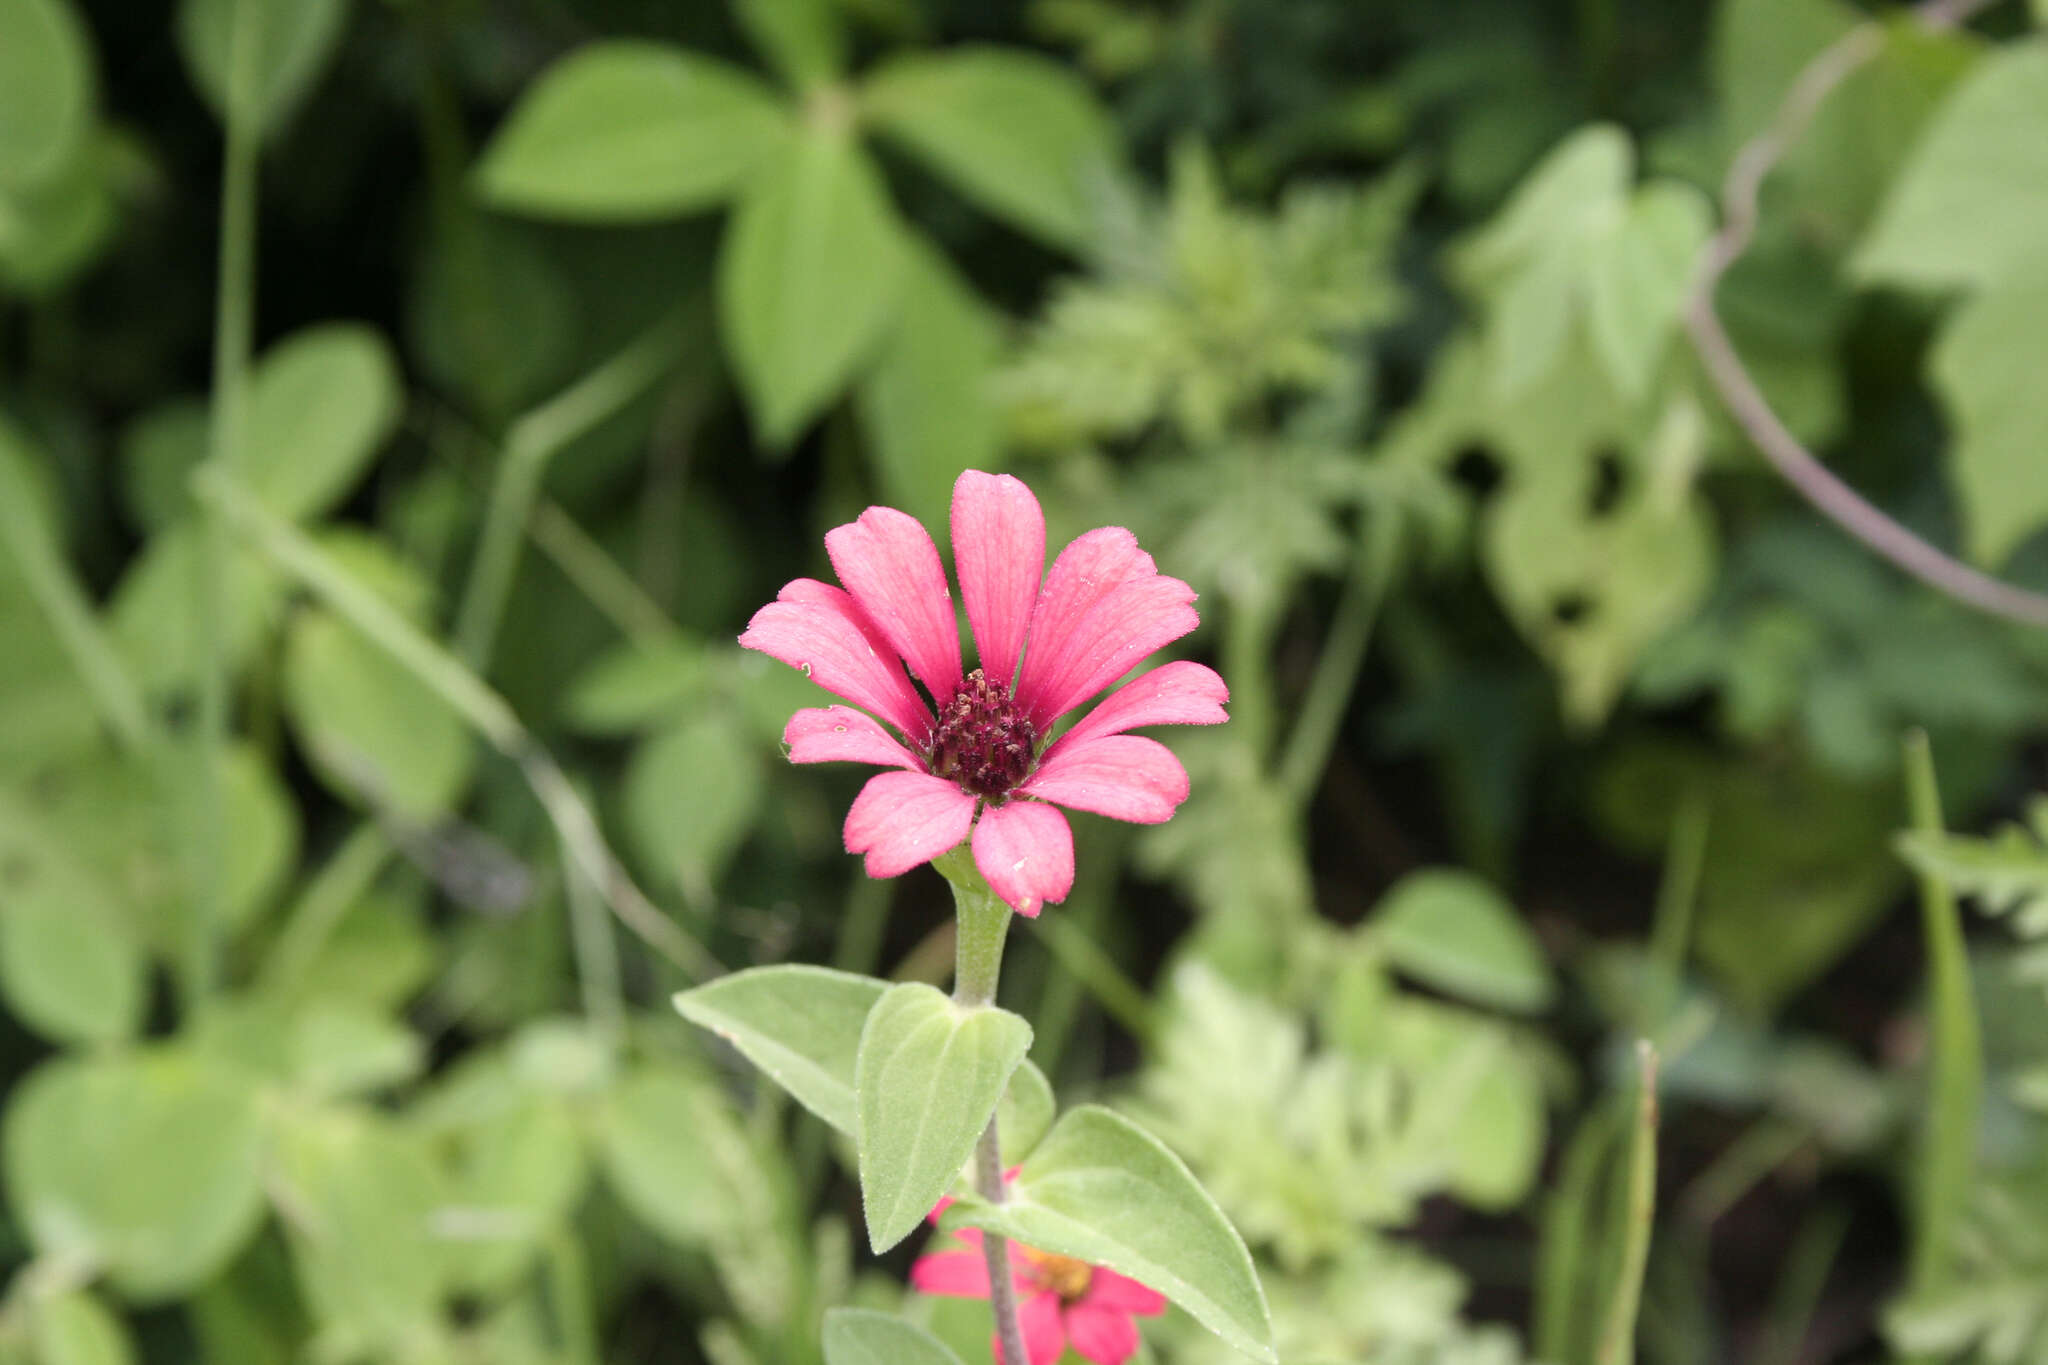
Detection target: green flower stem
<box><xmin>454</xmin><ymin>310</ymin><xmax>687</xmax><ymax>670</ymax></box>
<box><xmin>1278</xmin><ymin>516</ymin><xmax>1397</xmax><ymax>813</ymax></box>
<box><xmin>938</xmin><ymin>849</ymin><xmax>1029</xmax><ymax>1365</ymax></box>
<box><xmin>1594</xmin><ymin>1041</ymin><xmax>1660</xmax><ymax>1365</ymax></box>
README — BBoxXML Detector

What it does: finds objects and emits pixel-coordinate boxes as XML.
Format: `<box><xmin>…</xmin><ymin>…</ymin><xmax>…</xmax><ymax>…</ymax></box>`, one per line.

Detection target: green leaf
<box><xmin>854</xmin><ymin>982</ymin><xmax>1032</xmax><ymax>1252</ymax></box>
<box><xmin>1855</xmin><ymin>42</ymin><xmax>2048</xmax><ymax>291</ymax></box>
<box><xmin>718</xmin><ymin>130</ymin><xmax>907</xmax><ymax>447</ymax></box>
<box><xmin>563</xmin><ymin>635</ymin><xmax>706</xmax><ymax>735</ymax></box>
<box><xmin>1586</xmin><ymin>183</ymin><xmax>1712</xmax><ymax>401</ymax></box>
<box><xmin>998</xmin><ymin>1060</ymin><xmax>1056</xmax><ymax>1166</ymax></box>
<box><xmin>949</xmin><ymin>1105</ymin><xmax>1276</xmax><ymax>1363</ymax></box>
<box><xmin>862</xmin><ymin>48</ymin><xmax>1115</xmax><ymax>248</ymax></box>
<box><xmin>1372</xmin><ymin>868</ymin><xmax>1555</xmax><ymax>1014</ymax></box>
<box><xmin>1928</xmin><ymin>261</ymin><xmax>2048</xmax><ymax>567</ymax></box>
<box><xmin>4</xmin><ymin>1047</ymin><xmax>266</xmax><ymax>1301</ymax></box>
<box><xmin>731</xmin><ymin>0</ymin><xmax>844</xmax><ymax>92</ymax></box>
<box><xmin>0</xmin><ymin>0</ymin><xmax>94</xmax><ymax>190</ymax></box>
<box><xmin>108</xmin><ymin>520</ymin><xmax>282</xmax><ymax>697</ymax></box>
<box><xmin>0</xmin><ymin>788</ymin><xmax>145</xmax><ymax>1045</ymax></box>
<box><xmin>623</xmin><ymin>710</ymin><xmax>764</xmax><ymax>904</ymax></box>
<box><xmin>856</xmin><ymin>242</ymin><xmax>1001</xmax><ymax>532</ymax></box>
<box><xmin>243</xmin><ymin>324</ymin><xmax>402</xmax><ymax>523</ymax></box>
<box><xmin>29</xmin><ymin>1290</ymin><xmax>135</xmax><ymax>1365</ymax></box>
<box><xmin>477</xmin><ymin>41</ymin><xmax>792</xmax><ymax>222</ymax></box>
<box><xmin>117</xmin><ymin>399</ymin><xmax>208</xmax><ymax>532</ymax></box>
<box><xmin>443</xmin><ymin>1098</ymin><xmax>588</xmax><ymax>1295</ymax></box>
<box><xmin>673</xmin><ymin>964</ymin><xmax>886</xmax><ymax>1134</ymax></box>
<box><xmin>0</xmin><ymin>129</ymin><xmax>119</xmax><ymax>296</ymax></box>
<box><xmin>821</xmin><ymin>1309</ymin><xmax>965</xmax><ymax>1365</ymax></box>
<box><xmin>174</xmin><ymin>0</ymin><xmax>349</xmax><ymax>136</ymax></box>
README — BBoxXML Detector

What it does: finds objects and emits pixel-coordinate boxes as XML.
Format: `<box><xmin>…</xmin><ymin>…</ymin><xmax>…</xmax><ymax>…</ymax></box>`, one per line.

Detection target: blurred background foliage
<box><xmin>3</xmin><ymin>0</ymin><xmax>2048</xmax><ymax>1361</ymax></box>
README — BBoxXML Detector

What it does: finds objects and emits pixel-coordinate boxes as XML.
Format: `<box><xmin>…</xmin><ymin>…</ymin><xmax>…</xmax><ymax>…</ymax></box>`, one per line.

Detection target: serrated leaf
<box><xmin>0</xmin><ymin>0</ymin><xmax>94</xmax><ymax>190</ymax></box>
<box><xmin>1372</xmin><ymin>868</ymin><xmax>1555</xmax><ymax>1014</ymax></box>
<box><xmin>175</xmin><ymin>0</ymin><xmax>349</xmax><ymax>136</ymax></box>
<box><xmin>948</xmin><ymin>1105</ymin><xmax>1275</xmax><ymax>1363</ymax></box>
<box><xmin>822</xmin><ymin>1309</ymin><xmax>965</xmax><ymax>1365</ymax></box>
<box><xmin>673</xmin><ymin>964</ymin><xmax>886</xmax><ymax>1134</ymax></box>
<box><xmin>1929</xmin><ymin>262</ymin><xmax>2048</xmax><ymax>567</ymax></box>
<box><xmin>862</xmin><ymin>48</ymin><xmax>1114</xmax><ymax>249</ymax></box>
<box><xmin>854</xmin><ymin>983</ymin><xmax>1032</xmax><ymax>1252</ymax></box>
<box><xmin>0</xmin><ymin>787</ymin><xmax>145</xmax><ymax>1045</ymax></box>
<box><xmin>4</xmin><ymin>1047</ymin><xmax>266</xmax><ymax>1301</ymax></box>
<box><xmin>477</xmin><ymin>41</ymin><xmax>792</xmax><ymax>221</ymax></box>
<box><xmin>718</xmin><ymin>130</ymin><xmax>907</xmax><ymax>446</ymax></box>
<box><xmin>242</xmin><ymin>324</ymin><xmax>402</xmax><ymax>523</ymax></box>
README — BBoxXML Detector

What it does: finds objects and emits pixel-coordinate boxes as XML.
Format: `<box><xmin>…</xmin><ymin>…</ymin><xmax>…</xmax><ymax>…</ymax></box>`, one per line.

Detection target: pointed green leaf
<box><xmin>861</xmin><ymin>48</ymin><xmax>1115</xmax><ymax>249</ymax></box>
<box><xmin>0</xmin><ymin>0</ymin><xmax>94</xmax><ymax>190</ymax></box>
<box><xmin>477</xmin><ymin>41</ymin><xmax>792</xmax><ymax>221</ymax></box>
<box><xmin>175</xmin><ymin>0</ymin><xmax>349</xmax><ymax>136</ymax></box>
<box><xmin>731</xmin><ymin>0</ymin><xmax>844</xmax><ymax>92</ymax></box>
<box><xmin>243</xmin><ymin>324</ymin><xmax>402</xmax><ymax>523</ymax></box>
<box><xmin>998</xmin><ymin>1060</ymin><xmax>1055</xmax><ymax>1166</ymax></box>
<box><xmin>1929</xmin><ymin>261</ymin><xmax>2048</xmax><ymax>567</ymax></box>
<box><xmin>854</xmin><ymin>982</ymin><xmax>1032</xmax><ymax>1253</ymax></box>
<box><xmin>948</xmin><ymin>1105</ymin><xmax>1275</xmax><ymax>1363</ymax></box>
<box><xmin>674</xmin><ymin>964</ymin><xmax>886</xmax><ymax>1135</ymax></box>
<box><xmin>1586</xmin><ymin>183</ymin><xmax>1711</xmax><ymax>401</ymax></box>
<box><xmin>718</xmin><ymin>130</ymin><xmax>907</xmax><ymax>446</ymax></box>
<box><xmin>1372</xmin><ymin>868</ymin><xmax>1556</xmax><ymax>1014</ymax></box>
<box><xmin>822</xmin><ymin>1309</ymin><xmax>965</xmax><ymax>1365</ymax></box>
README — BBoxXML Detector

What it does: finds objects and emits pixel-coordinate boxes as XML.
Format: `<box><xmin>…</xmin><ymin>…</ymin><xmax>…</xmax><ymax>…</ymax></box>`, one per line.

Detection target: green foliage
<box><xmin>675</xmin><ymin>965</ymin><xmax>887</xmax><ymax>1136</ymax></box>
<box><xmin>175</xmin><ymin>0</ymin><xmax>350</xmax><ymax>135</ymax></box>
<box><xmin>823</xmin><ymin>1308</ymin><xmax>966</xmax><ymax>1365</ymax></box>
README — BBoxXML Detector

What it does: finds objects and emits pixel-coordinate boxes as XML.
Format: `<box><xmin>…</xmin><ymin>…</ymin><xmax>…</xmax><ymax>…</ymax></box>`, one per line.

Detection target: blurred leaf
<box><xmin>29</xmin><ymin>1290</ymin><xmax>134</xmax><ymax>1365</ymax></box>
<box><xmin>4</xmin><ymin>1047</ymin><xmax>266</xmax><ymax>1301</ymax></box>
<box><xmin>1372</xmin><ymin>868</ymin><xmax>1555</xmax><ymax>1014</ymax></box>
<box><xmin>1586</xmin><ymin>184</ymin><xmax>1712</xmax><ymax>402</ymax></box>
<box><xmin>623</xmin><ymin>709</ymin><xmax>763</xmax><ymax>903</ymax></box>
<box><xmin>854</xmin><ymin>982</ymin><xmax>1032</xmax><ymax>1252</ymax></box>
<box><xmin>563</xmin><ymin>634</ymin><xmax>706</xmax><ymax>736</ymax></box>
<box><xmin>439</xmin><ymin>1097</ymin><xmax>587</xmax><ymax>1295</ymax></box>
<box><xmin>108</xmin><ymin>521</ymin><xmax>282</xmax><ymax>697</ymax></box>
<box><xmin>0</xmin><ymin>0</ymin><xmax>93</xmax><ymax>190</ymax></box>
<box><xmin>950</xmin><ymin>1105</ymin><xmax>1276</xmax><ymax>1363</ymax></box>
<box><xmin>1897</xmin><ymin>795</ymin><xmax>2048</xmax><ymax>941</ymax></box>
<box><xmin>718</xmin><ymin>130</ymin><xmax>907</xmax><ymax>446</ymax></box>
<box><xmin>117</xmin><ymin>399</ymin><xmax>207</xmax><ymax>533</ymax></box>
<box><xmin>998</xmin><ymin>1060</ymin><xmax>1056</xmax><ymax>1166</ymax></box>
<box><xmin>1386</xmin><ymin>999</ymin><xmax>1547</xmax><ymax>1212</ymax></box>
<box><xmin>673</xmin><ymin>964</ymin><xmax>886</xmax><ymax>1135</ymax></box>
<box><xmin>731</xmin><ymin>0</ymin><xmax>844</xmax><ymax>91</ymax></box>
<box><xmin>175</xmin><ymin>0</ymin><xmax>349</xmax><ymax>136</ymax></box>
<box><xmin>410</xmin><ymin>219</ymin><xmax>577</xmax><ymax>419</ymax></box>
<box><xmin>0</xmin><ymin>128</ymin><xmax>120</xmax><ymax>295</ymax></box>
<box><xmin>862</xmin><ymin>47</ymin><xmax>1114</xmax><ymax>249</ymax></box>
<box><xmin>822</xmin><ymin>1309</ymin><xmax>965</xmax><ymax>1365</ymax></box>
<box><xmin>476</xmin><ymin>41</ymin><xmax>792</xmax><ymax>221</ymax></box>
<box><xmin>241</xmin><ymin>324</ymin><xmax>402</xmax><ymax>523</ymax></box>
<box><xmin>1929</xmin><ymin>261</ymin><xmax>2048</xmax><ymax>568</ymax></box>
<box><xmin>0</xmin><ymin>788</ymin><xmax>144</xmax><ymax>1045</ymax></box>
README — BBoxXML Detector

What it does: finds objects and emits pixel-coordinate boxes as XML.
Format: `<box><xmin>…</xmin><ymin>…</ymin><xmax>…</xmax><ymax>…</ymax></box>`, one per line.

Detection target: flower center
<box><xmin>928</xmin><ymin>668</ymin><xmax>1038</xmax><ymax>800</ymax></box>
<box><xmin>1018</xmin><ymin>1247</ymin><xmax>1094</xmax><ymax>1302</ymax></box>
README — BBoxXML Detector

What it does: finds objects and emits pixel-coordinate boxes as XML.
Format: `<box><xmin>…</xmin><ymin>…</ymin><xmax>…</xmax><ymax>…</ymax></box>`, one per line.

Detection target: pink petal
<box><xmin>953</xmin><ymin>471</ymin><xmax>1046</xmax><ymax>690</ymax></box>
<box><xmin>971</xmin><ymin>800</ymin><xmax>1075</xmax><ymax>918</ymax></box>
<box><xmin>1084</xmin><ymin>1269</ymin><xmax>1167</xmax><ymax>1316</ymax></box>
<box><xmin>910</xmin><ymin>1250</ymin><xmax>992</xmax><ymax>1298</ymax></box>
<box><xmin>1056</xmin><ymin>661</ymin><xmax>1229</xmax><ymax>750</ymax></box>
<box><xmin>1014</xmin><ymin>529</ymin><xmax>1154</xmax><ymax>717</ymax></box>
<box><xmin>826</xmin><ymin>507</ymin><xmax>963</xmax><ymax>703</ymax></box>
<box><xmin>843</xmin><ymin>772</ymin><xmax>977</xmax><ymax>878</ymax></box>
<box><xmin>996</xmin><ymin>1290</ymin><xmax>1068</xmax><ymax>1365</ymax></box>
<box><xmin>1017</xmin><ymin>574</ymin><xmax>1199</xmax><ymax>731</ymax></box>
<box><xmin>783</xmin><ymin>707</ymin><xmax>923</xmax><ymax>770</ymax></box>
<box><xmin>1065</xmin><ymin>1301</ymin><xmax>1141</xmax><ymax>1365</ymax></box>
<box><xmin>740</xmin><ymin>581</ymin><xmax>932</xmax><ymax>742</ymax></box>
<box><xmin>1020</xmin><ymin>735</ymin><xmax>1190</xmax><ymax>825</ymax></box>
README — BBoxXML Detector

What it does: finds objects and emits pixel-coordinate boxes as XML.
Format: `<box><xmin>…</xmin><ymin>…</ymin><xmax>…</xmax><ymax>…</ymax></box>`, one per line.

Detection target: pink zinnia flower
<box><xmin>740</xmin><ymin>470</ymin><xmax>1227</xmax><ymax>916</ymax></box>
<box><xmin>914</xmin><ymin>1188</ymin><xmax>1167</xmax><ymax>1365</ymax></box>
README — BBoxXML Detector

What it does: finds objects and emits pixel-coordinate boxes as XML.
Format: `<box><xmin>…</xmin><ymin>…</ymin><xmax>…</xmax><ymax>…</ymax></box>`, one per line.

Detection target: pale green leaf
<box><xmin>4</xmin><ymin>1047</ymin><xmax>266</xmax><ymax>1301</ymax></box>
<box><xmin>1855</xmin><ymin>42</ymin><xmax>2048</xmax><ymax>291</ymax></box>
<box><xmin>1929</xmin><ymin>262</ymin><xmax>2048</xmax><ymax>567</ymax></box>
<box><xmin>822</xmin><ymin>1309</ymin><xmax>965</xmax><ymax>1365</ymax></box>
<box><xmin>673</xmin><ymin>964</ymin><xmax>886</xmax><ymax>1135</ymax></box>
<box><xmin>731</xmin><ymin>0</ymin><xmax>844</xmax><ymax>91</ymax></box>
<box><xmin>108</xmin><ymin>521</ymin><xmax>282</xmax><ymax>697</ymax></box>
<box><xmin>117</xmin><ymin>399</ymin><xmax>207</xmax><ymax>532</ymax></box>
<box><xmin>243</xmin><ymin>324</ymin><xmax>402</xmax><ymax>523</ymax></box>
<box><xmin>175</xmin><ymin>0</ymin><xmax>349</xmax><ymax>136</ymax></box>
<box><xmin>30</xmin><ymin>1290</ymin><xmax>134</xmax><ymax>1365</ymax></box>
<box><xmin>477</xmin><ymin>41</ymin><xmax>792</xmax><ymax>221</ymax></box>
<box><xmin>0</xmin><ymin>130</ymin><xmax>119</xmax><ymax>295</ymax></box>
<box><xmin>718</xmin><ymin>130</ymin><xmax>907</xmax><ymax>446</ymax></box>
<box><xmin>0</xmin><ymin>0</ymin><xmax>94</xmax><ymax>190</ymax></box>
<box><xmin>1586</xmin><ymin>183</ymin><xmax>1712</xmax><ymax>401</ymax></box>
<box><xmin>998</xmin><ymin>1060</ymin><xmax>1056</xmax><ymax>1166</ymax></box>
<box><xmin>1372</xmin><ymin>868</ymin><xmax>1555</xmax><ymax>1014</ymax></box>
<box><xmin>623</xmin><ymin>710</ymin><xmax>763</xmax><ymax>904</ymax></box>
<box><xmin>854</xmin><ymin>982</ymin><xmax>1032</xmax><ymax>1252</ymax></box>
<box><xmin>949</xmin><ymin>1105</ymin><xmax>1276</xmax><ymax>1363</ymax></box>
<box><xmin>442</xmin><ymin>1098</ymin><xmax>588</xmax><ymax>1295</ymax></box>
<box><xmin>862</xmin><ymin>48</ymin><xmax>1115</xmax><ymax>248</ymax></box>
<box><xmin>0</xmin><ymin>788</ymin><xmax>145</xmax><ymax>1045</ymax></box>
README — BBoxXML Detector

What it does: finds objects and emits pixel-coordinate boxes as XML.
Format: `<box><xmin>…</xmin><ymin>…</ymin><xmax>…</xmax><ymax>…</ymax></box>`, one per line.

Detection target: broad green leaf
<box><xmin>477</xmin><ymin>41</ymin><xmax>792</xmax><ymax>221</ymax></box>
<box><xmin>949</xmin><ymin>1105</ymin><xmax>1276</xmax><ymax>1363</ymax></box>
<box><xmin>4</xmin><ymin>1047</ymin><xmax>266</xmax><ymax>1301</ymax></box>
<box><xmin>441</xmin><ymin>1098</ymin><xmax>588</xmax><ymax>1295</ymax></box>
<box><xmin>1384</xmin><ymin>999</ymin><xmax>1547</xmax><ymax>1210</ymax></box>
<box><xmin>562</xmin><ymin>635</ymin><xmax>706</xmax><ymax>735</ymax></box>
<box><xmin>597</xmin><ymin>1065</ymin><xmax>764</xmax><ymax>1246</ymax></box>
<box><xmin>0</xmin><ymin>129</ymin><xmax>118</xmax><ymax>295</ymax></box>
<box><xmin>854</xmin><ymin>982</ymin><xmax>1032</xmax><ymax>1252</ymax></box>
<box><xmin>718</xmin><ymin>130</ymin><xmax>907</xmax><ymax>446</ymax></box>
<box><xmin>0</xmin><ymin>788</ymin><xmax>144</xmax><ymax>1044</ymax></box>
<box><xmin>243</xmin><ymin>324</ymin><xmax>402</xmax><ymax>523</ymax></box>
<box><xmin>1371</xmin><ymin>868</ymin><xmax>1555</xmax><ymax>1014</ymax></box>
<box><xmin>862</xmin><ymin>48</ymin><xmax>1115</xmax><ymax>248</ymax></box>
<box><xmin>1586</xmin><ymin>183</ymin><xmax>1711</xmax><ymax>401</ymax></box>
<box><xmin>30</xmin><ymin>1290</ymin><xmax>134</xmax><ymax>1365</ymax></box>
<box><xmin>998</xmin><ymin>1060</ymin><xmax>1055</xmax><ymax>1166</ymax></box>
<box><xmin>175</xmin><ymin>0</ymin><xmax>349</xmax><ymax>135</ymax></box>
<box><xmin>1929</xmin><ymin>262</ymin><xmax>2048</xmax><ymax>567</ymax></box>
<box><xmin>623</xmin><ymin>710</ymin><xmax>763</xmax><ymax>904</ymax></box>
<box><xmin>0</xmin><ymin>0</ymin><xmax>94</xmax><ymax>190</ymax></box>
<box><xmin>1855</xmin><ymin>42</ymin><xmax>2048</xmax><ymax>291</ymax></box>
<box><xmin>856</xmin><ymin>242</ymin><xmax>1001</xmax><ymax>532</ymax></box>
<box><xmin>673</xmin><ymin>964</ymin><xmax>886</xmax><ymax>1134</ymax></box>
<box><xmin>821</xmin><ymin>1309</ymin><xmax>965</xmax><ymax>1365</ymax></box>
<box><xmin>410</xmin><ymin>218</ymin><xmax>577</xmax><ymax>418</ymax></box>
<box><xmin>117</xmin><ymin>399</ymin><xmax>207</xmax><ymax>532</ymax></box>
<box><xmin>108</xmin><ymin>521</ymin><xmax>283</xmax><ymax>697</ymax></box>
<box><xmin>731</xmin><ymin>0</ymin><xmax>844</xmax><ymax>92</ymax></box>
